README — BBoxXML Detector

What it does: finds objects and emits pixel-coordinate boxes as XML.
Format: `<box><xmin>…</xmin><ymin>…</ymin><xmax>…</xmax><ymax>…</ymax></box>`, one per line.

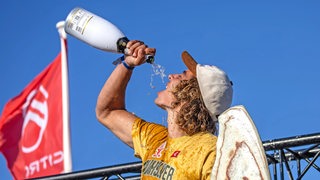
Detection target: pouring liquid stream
<box><xmin>150</xmin><ymin>63</ymin><xmax>166</xmax><ymax>89</ymax></box>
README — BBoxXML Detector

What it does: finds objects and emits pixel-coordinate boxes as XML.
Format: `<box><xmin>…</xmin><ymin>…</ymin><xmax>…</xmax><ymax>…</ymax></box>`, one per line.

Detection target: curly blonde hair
<box><xmin>171</xmin><ymin>78</ymin><xmax>216</xmax><ymax>135</ymax></box>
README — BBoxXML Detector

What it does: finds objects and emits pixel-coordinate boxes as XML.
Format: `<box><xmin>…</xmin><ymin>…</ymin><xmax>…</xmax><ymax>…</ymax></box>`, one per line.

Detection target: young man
<box><xmin>96</xmin><ymin>40</ymin><xmax>233</xmax><ymax>179</ymax></box>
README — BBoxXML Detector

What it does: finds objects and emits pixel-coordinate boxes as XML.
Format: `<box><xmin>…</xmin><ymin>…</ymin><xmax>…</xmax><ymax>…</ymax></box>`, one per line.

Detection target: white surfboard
<box><xmin>211</xmin><ymin>105</ymin><xmax>270</xmax><ymax>180</ymax></box>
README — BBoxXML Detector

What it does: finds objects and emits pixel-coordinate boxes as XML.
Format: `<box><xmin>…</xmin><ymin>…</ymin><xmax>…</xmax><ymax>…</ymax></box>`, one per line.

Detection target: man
<box><xmin>96</xmin><ymin>40</ymin><xmax>233</xmax><ymax>179</ymax></box>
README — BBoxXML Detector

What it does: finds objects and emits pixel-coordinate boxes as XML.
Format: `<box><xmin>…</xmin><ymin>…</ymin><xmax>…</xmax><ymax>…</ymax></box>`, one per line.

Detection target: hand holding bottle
<box><xmin>124</xmin><ymin>40</ymin><xmax>156</xmax><ymax>68</ymax></box>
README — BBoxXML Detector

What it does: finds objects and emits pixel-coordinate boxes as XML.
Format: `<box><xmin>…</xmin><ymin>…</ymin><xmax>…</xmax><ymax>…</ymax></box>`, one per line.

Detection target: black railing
<box><xmin>32</xmin><ymin>132</ymin><xmax>320</xmax><ymax>180</ymax></box>
<box><xmin>263</xmin><ymin>133</ymin><xmax>320</xmax><ymax>180</ymax></box>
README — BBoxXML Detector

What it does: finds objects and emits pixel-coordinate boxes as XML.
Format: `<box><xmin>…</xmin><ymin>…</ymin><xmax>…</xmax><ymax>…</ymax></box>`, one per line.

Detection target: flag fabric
<box><xmin>0</xmin><ymin>22</ymin><xmax>71</xmax><ymax>179</ymax></box>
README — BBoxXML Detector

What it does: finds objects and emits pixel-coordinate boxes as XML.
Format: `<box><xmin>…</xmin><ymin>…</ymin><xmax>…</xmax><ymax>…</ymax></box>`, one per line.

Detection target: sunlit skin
<box><xmin>96</xmin><ymin>40</ymin><xmax>194</xmax><ymax>148</ymax></box>
<box><xmin>153</xmin><ymin>70</ymin><xmax>195</xmax><ymax>138</ymax></box>
<box><xmin>155</xmin><ymin>70</ymin><xmax>195</xmax><ymax>110</ymax></box>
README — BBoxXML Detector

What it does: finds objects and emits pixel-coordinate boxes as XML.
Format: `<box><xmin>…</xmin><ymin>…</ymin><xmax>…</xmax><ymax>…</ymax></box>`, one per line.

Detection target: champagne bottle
<box><xmin>64</xmin><ymin>7</ymin><xmax>154</xmax><ymax>63</ymax></box>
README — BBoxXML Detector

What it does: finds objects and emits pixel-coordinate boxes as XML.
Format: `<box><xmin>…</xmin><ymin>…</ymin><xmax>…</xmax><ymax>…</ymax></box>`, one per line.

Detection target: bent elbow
<box><xmin>95</xmin><ymin>105</ymin><xmax>111</xmax><ymax>125</ymax></box>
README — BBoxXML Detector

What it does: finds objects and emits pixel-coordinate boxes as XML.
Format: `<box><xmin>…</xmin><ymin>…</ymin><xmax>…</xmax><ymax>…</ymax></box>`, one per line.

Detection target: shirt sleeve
<box><xmin>131</xmin><ymin>118</ymin><xmax>167</xmax><ymax>160</ymax></box>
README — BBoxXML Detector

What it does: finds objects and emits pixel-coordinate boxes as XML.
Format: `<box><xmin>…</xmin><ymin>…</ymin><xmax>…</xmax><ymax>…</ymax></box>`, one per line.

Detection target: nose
<box><xmin>168</xmin><ymin>74</ymin><xmax>179</xmax><ymax>80</ymax></box>
<box><xmin>168</xmin><ymin>74</ymin><xmax>182</xmax><ymax>80</ymax></box>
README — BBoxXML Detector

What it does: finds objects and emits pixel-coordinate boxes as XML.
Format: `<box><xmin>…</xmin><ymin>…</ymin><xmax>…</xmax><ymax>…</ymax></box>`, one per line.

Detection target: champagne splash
<box><xmin>150</xmin><ymin>63</ymin><xmax>166</xmax><ymax>89</ymax></box>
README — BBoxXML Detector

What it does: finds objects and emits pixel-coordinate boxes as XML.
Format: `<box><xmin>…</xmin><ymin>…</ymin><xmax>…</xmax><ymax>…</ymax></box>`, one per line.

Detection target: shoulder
<box><xmin>175</xmin><ymin>132</ymin><xmax>217</xmax><ymax>151</ymax></box>
<box><xmin>133</xmin><ymin>118</ymin><xmax>167</xmax><ymax>132</ymax></box>
<box><xmin>188</xmin><ymin>132</ymin><xmax>217</xmax><ymax>150</ymax></box>
<box><xmin>132</xmin><ymin>118</ymin><xmax>168</xmax><ymax>141</ymax></box>
<box><xmin>193</xmin><ymin>132</ymin><xmax>217</xmax><ymax>142</ymax></box>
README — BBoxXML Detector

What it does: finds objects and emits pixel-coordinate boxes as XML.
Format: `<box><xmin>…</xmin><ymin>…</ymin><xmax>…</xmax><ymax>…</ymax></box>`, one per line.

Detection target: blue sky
<box><xmin>1</xmin><ymin>1</ymin><xmax>319</xmax><ymax>179</ymax></box>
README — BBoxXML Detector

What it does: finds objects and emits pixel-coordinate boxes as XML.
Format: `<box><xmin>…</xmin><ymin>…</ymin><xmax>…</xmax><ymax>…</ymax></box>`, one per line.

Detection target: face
<box><xmin>155</xmin><ymin>70</ymin><xmax>195</xmax><ymax>109</ymax></box>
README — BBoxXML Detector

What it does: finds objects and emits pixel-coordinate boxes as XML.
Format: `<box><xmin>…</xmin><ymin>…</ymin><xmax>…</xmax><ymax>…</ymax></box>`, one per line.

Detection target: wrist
<box><xmin>120</xmin><ymin>56</ymin><xmax>134</xmax><ymax>70</ymax></box>
<box><xmin>122</xmin><ymin>60</ymin><xmax>134</xmax><ymax>70</ymax></box>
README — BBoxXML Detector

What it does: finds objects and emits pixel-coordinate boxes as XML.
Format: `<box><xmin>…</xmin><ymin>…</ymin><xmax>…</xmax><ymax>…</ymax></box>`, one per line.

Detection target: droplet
<box><xmin>150</xmin><ymin>63</ymin><xmax>166</xmax><ymax>89</ymax></box>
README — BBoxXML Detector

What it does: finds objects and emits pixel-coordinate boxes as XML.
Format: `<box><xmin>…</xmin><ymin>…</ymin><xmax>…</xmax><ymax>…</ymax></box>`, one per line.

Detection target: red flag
<box><xmin>0</xmin><ymin>22</ymin><xmax>71</xmax><ymax>179</ymax></box>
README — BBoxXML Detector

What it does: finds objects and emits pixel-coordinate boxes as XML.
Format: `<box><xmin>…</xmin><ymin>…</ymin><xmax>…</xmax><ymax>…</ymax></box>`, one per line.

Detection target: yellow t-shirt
<box><xmin>132</xmin><ymin>118</ymin><xmax>217</xmax><ymax>180</ymax></box>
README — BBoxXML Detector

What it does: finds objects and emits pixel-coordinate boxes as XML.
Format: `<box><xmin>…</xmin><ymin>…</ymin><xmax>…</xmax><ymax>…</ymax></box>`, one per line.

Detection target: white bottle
<box><xmin>64</xmin><ymin>7</ymin><xmax>154</xmax><ymax>63</ymax></box>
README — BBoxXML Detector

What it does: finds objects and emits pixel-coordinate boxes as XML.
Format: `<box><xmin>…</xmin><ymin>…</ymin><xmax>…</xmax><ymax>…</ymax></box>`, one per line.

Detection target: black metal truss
<box><xmin>31</xmin><ymin>132</ymin><xmax>320</xmax><ymax>180</ymax></box>
<box><xmin>263</xmin><ymin>132</ymin><xmax>320</xmax><ymax>180</ymax></box>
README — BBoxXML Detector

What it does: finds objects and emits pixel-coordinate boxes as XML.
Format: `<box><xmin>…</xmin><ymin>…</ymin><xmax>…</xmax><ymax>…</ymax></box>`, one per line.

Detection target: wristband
<box><xmin>120</xmin><ymin>56</ymin><xmax>134</xmax><ymax>70</ymax></box>
<box><xmin>122</xmin><ymin>60</ymin><xmax>135</xmax><ymax>70</ymax></box>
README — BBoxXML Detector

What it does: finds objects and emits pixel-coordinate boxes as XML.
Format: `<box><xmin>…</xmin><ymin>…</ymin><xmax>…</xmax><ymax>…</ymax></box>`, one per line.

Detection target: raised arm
<box><xmin>95</xmin><ymin>40</ymin><xmax>155</xmax><ymax>148</ymax></box>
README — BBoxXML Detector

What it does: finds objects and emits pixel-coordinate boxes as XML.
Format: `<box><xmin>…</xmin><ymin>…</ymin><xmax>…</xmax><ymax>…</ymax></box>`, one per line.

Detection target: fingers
<box><xmin>125</xmin><ymin>40</ymin><xmax>156</xmax><ymax>66</ymax></box>
<box><xmin>126</xmin><ymin>40</ymin><xmax>141</xmax><ymax>48</ymax></box>
<box><xmin>127</xmin><ymin>40</ymin><xmax>155</xmax><ymax>57</ymax></box>
<box><xmin>127</xmin><ymin>40</ymin><xmax>144</xmax><ymax>56</ymax></box>
<box><xmin>145</xmin><ymin>47</ymin><xmax>156</xmax><ymax>56</ymax></box>
<box><xmin>134</xmin><ymin>44</ymin><xmax>147</xmax><ymax>57</ymax></box>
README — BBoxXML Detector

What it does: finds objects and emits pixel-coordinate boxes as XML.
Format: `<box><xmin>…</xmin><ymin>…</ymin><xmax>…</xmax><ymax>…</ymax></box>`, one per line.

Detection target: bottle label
<box><xmin>66</xmin><ymin>8</ymin><xmax>93</xmax><ymax>35</ymax></box>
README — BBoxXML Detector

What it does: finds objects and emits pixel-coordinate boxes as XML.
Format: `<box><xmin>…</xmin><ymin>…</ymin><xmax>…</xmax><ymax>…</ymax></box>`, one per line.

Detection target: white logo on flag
<box><xmin>21</xmin><ymin>85</ymin><xmax>49</xmax><ymax>154</ymax></box>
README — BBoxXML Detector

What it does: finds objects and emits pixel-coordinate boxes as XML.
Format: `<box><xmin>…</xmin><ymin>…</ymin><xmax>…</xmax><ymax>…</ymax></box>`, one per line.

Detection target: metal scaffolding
<box><xmin>264</xmin><ymin>132</ymin><xmax>320</xmax><ymax>180</ymax></box>
<box><xmin>32</xmin><ymin>132</ymin><xmax>320</xmax><ymax>180</ymax></box>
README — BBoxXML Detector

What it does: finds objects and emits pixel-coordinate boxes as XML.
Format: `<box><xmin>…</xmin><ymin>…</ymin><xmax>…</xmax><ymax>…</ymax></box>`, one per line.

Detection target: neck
<box><xmin>166</xmin><ymin>109</ymin><xmax>187</xmax><ymax>138</ymax></box>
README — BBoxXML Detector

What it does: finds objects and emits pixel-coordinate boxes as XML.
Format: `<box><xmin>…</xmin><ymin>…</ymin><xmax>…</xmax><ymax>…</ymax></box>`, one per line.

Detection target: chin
<box><xmin>156</xmin><ymin>104</ymin><xmax>166</xmax><ymax>110</ymax></box>
<box><xmin>154</xmin><ymin>98</ymin><xmax>168</xmax><ymax>110</ymax></box>
<box><xmin>154</xmin><ymin>98</ymin><xmax>161</xmax><ymax>107</ymax></box>
<box><xmin>155</xmin><ymin>90</ymin><xmax>174</xmax><ymax>110</ymax></box>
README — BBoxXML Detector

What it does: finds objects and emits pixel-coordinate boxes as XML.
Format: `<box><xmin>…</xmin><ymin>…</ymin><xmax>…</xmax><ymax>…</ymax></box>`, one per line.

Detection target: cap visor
<box><xmin>181</xmin><ymin>51</ymin><xmax>198</xmax><ymax>76</ymax></box>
